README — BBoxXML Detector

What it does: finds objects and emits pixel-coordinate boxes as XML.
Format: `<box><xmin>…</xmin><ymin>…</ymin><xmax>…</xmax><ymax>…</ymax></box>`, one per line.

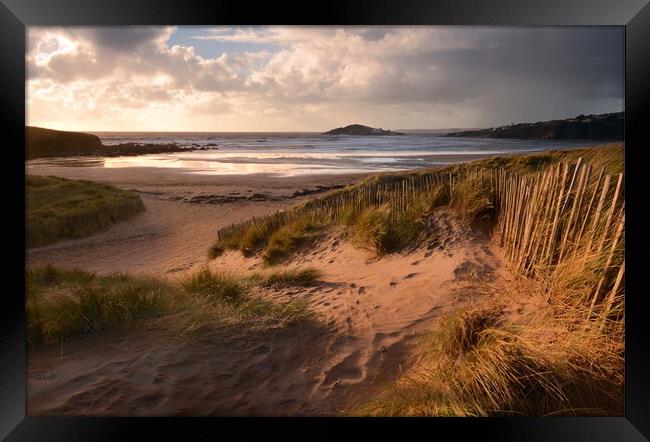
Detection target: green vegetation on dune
<box><xmin>27</xmin><ymin>265</ymin><xmax>177</xmax><ymax>346</ymax></box>
<box><xmin>27</xmin><ymin>264</ymin><xmax>320</xmax><ymax>347</ymax></box>
<box><xmin>355</xmin><ymin>300</ymin><xmax>623</xmax><ymax>416</ymax></box>
<box><xmin>462</xmin><ymin>143</ymin><xmax>624</xmax><ymax>176</ymax></box>
<box><xmin>210</xmin><ymin>144</ymin><xmax>622</xmax><ymax>262</ymax></box>
<box><xmin>262</xmin><ymin>220</ymin><xmax>323</xmax><ymax>265</ymax></box>
<box><xmin>350</xmin><ymin>144</ymin><xmax>625</xmax><ymax>417</ymax></box>
<box><xmin>209</xmin><ymin>143</ymin><xmax>624</xmax><ymax>417</ymax></box>
<box><xmin>351</xmin><ymin>204</ymin><xmax>427</xmax><ymax>255</ymax></box>
<box><xmin>27</xmin><ymin>175</ymin><xmax>145</xmax><ymax>247</ymax></box>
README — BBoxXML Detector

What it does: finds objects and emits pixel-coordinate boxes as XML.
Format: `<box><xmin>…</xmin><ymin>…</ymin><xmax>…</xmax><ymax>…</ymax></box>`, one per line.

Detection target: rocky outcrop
<box><xmin>444</xmin><ymin>112</ymin><xmax>624</xmax><ymax>140</ymax></box>
<box><xmin>324</xmin><ymin>124</ymin><xmax>404</xmax><ymax>136</ymax></box>
<box><xmin>26</xmin><ymin>126</ymin><xmax>191</xmax><ymax>159</ymax></box>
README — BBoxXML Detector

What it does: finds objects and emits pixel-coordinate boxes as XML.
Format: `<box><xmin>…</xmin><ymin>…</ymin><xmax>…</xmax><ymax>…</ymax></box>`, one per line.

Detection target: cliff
<box><xmin>26</xmin><ymin>126</ymin><xmax>189</xmax><ymax>159</ymax></box>
<box><xmin>444</xmin><ymin>112</ymin><xmax>624</xmax><ymax>140</ymax></box>
<box><xmin>27</xmin><ymin>127</ymin><xmax>104</xmax><ymax>159</ymax></box>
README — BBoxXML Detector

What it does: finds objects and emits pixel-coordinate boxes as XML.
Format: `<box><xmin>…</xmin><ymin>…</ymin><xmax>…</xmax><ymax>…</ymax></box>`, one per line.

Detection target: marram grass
<box><xmin>27</xmin><ymin>264</ymin><xmax>321</xmax><ymax>347</ymax></box>
<box><xmin>27</xmin><ymin>175</ymin><xmax>145</xmax><ymax>247</ymax></box>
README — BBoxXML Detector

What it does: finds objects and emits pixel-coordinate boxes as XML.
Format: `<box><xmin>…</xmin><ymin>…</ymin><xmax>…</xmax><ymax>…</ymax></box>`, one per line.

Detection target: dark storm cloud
<box><xmin>362</xmin><ymin>27</ymin><xmax>622</xmax><ymax>103</ymax></box>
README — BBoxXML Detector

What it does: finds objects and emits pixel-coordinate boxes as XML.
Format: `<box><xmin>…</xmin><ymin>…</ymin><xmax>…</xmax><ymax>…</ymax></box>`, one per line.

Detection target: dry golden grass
<box><xmin>27</xmin><ymin>175</ymin><xmax>145</xmax><ymax>247</ymax></box>
<box><xmin>27</xmin><ymin>265</ymin><xmax>319</xmax><ymax>347</ymax></box>
<box><xmin>355</xmin><ymin>286</ymin><xmax>623</xmax><ymax>417</ymax></box>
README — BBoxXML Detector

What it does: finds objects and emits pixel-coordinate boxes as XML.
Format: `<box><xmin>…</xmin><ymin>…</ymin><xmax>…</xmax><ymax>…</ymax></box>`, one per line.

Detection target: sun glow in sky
<box><xmin>26</xmin><ymin>26</ymin><xmax>624</xmax><ymax>132</ymax></box>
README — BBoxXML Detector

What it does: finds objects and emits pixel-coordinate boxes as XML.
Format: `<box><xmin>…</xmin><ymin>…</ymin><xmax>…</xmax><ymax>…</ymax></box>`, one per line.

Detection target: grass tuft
<box><xmin>352</xmin><ymin>204</ymin><xmax>427</xmax><ymax>255</ymax></box>
<box><xmin>27</xmin><ymin>175</ymin><xmax>145</xmax><ymax>247</ymax></box>
<box><xmin>181</xmin><ymin>268</ymin><xmax>244</xmax><ymax>302</ymax></box>
<box><xmin>262</xmin><ymin>220</ymin><xmax>322</xmax><ymax>265</ymax></box>
<box><xmin>449</xmin><ymin>174</ymin><xmax>496</xmax><ymax>226</ymax></box>
<box><xmin>355</xmin><ymin>296</ymin><xmax>623</xmax><ymax>417</ymax></box>
<box><xmin>27</xmin><ymin>265</ymin><xmax>318</xmax><ymax>347</ymax></box>
<box><xmin>27</xmin><ymin>267</ymin><xmax>175</xmax><ymax>346</ymax></box>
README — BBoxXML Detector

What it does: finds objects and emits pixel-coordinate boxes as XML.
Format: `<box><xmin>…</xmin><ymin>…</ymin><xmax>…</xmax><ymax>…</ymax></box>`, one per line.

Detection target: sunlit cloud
<box><xmin>26</xmin><ymin>26</ymin><xmax>624</xmax><ymax>132</ymax></box>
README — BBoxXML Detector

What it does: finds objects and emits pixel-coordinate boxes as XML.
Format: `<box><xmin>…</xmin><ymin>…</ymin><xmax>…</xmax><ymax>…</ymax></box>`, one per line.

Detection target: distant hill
<box><xmin>26</xmin><ymin>126</ymin><xmax>191</xmax><ymax>159</ymax></box>
<box><xmin>27</xmin><ymin>127</ymin><xmax>104</xmax><ymax>159</ymax></box>
<box><xmin>324</xmin><ymin>124</ymin><xmax>404</xmax><ymax>136</ymax></box>
<box><xmin>398</xmin><ymin>128</ymin><xmax>483</xmax><ymax>135</ymax></box>
<box><xmin>444</xmin><ymin>112</ymin><xmax>623</xmax><ymax>140</ymax></box>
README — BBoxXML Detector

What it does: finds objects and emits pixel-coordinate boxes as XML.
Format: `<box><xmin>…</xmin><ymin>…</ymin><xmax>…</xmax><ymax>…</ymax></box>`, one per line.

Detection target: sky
<box><xmin>26</xmin><ymin>26</ymin><xmax>624</xmax><ymax>132</ymax></box>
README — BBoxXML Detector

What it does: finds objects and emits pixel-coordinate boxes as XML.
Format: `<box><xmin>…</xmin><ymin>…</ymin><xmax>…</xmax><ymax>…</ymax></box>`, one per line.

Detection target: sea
<box><xmin>62</xmin><ymin>132</ymin><xmax>602</xmax><ymax>177</ymax></box>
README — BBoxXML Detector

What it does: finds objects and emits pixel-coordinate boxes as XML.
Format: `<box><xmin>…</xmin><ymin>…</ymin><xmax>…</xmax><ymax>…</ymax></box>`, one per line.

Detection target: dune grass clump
<box><xmin>448</xmin><ymin>174</ymin><xmax>496</xmax><ymax>226</ymax></box>
<box><xmin>209</xmin><ymin>220</ymin><xmax>279</xmax><ymax>258</ymax></box>
<box><xmin>181</xmin><ymin>268</ymin><xmax>244</xmax><ymax>302</ymax></box>
<box><xmin>27</xmin><ymin>175</ymin><xmax>145</xmax><ymax>247</ymax></box>
<box><xmin>176</xmin><ymin>268</ymin><xmax>314</xmax><ymax>337</ymax></box>
<box><xmin>181</xmin><ymin>295</ymin><xmax>313</xmax><ymax>338</ymax></box>
<box><xmin>27</xmin><ymin>264</ymin><xmax>319</xmax><ymax>347</ymax></box>
<box><xmin>355</xmin><ymin>303</ymin><xmax>623</xmax><ymax>417</ymax></box>
<box><xmin>262</xmin><ymin>220</ymin><xmax>323</xmax><ymax>265</ymax></box>
<box><xmin>351</xmin><ymin>197</ymin><xmax>435</xmax><ymax>255</ymax></box>
<box><xmin>27</xmin><ymin>265</ymin><xmax>177</xmax><ymax>346</ymax></box>
<box><xmin>351</xmin><ymin>206</ymin><xmax>394</xmax><ymax>254</ymax></box>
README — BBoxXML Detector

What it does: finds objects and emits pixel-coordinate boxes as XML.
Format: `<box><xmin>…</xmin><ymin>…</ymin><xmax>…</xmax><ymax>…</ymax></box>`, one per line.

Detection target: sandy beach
<box><xmin>26</xmin><ymin>162</ymin><xmax>369</xmax><ymax>276</ymax></box>
<box><xmin>26</xmin><ymin>159</ymin><xmax>519</xmax><ymax>415</ymax></box>
<box><xmin>27</xmin><ymin>202</ymin><xmax>516</xmax><ymax>415</ymax></box>
<box><xmin>15</xmin><ymin>22</ymin><xmax>629</xmax><ymax>429</ymax></box>
<box><xmin>25</xmin><ymin>142</ymin><xmax>625</xmax><ymax>418</ymax></box>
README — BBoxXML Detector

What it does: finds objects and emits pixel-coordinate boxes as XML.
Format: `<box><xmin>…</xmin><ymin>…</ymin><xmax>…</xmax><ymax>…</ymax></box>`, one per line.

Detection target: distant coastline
<box><xmin>444</xmin><ymin>112</ymin><xmax>623</xmax><ymax>140</ymax></box>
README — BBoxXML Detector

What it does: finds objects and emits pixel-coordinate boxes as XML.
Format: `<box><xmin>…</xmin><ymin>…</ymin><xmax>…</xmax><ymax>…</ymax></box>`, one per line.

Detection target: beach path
<box><xmin>27</xmin><ymin>205</ymin><xmax>514</xmax><ymax>416</ymax></box>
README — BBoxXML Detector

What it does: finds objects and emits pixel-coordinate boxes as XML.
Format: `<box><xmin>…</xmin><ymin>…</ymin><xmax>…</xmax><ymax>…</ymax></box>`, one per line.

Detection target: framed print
<box><xmin>1</xmin><ymin>0</ymin><xmax>649</xmax><ymax>440</ymax></box>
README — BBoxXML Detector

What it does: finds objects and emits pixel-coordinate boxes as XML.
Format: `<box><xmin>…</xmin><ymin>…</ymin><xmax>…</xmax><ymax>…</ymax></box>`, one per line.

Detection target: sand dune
<box><xmin>27</xmin><ymin>206</ymin><xmax>514</xmax><ymax>416</ymax></box>
<box><xmin>26</xmin><ymin>165</ymin><xmax>365</xmax><ymax>276</ymax></box>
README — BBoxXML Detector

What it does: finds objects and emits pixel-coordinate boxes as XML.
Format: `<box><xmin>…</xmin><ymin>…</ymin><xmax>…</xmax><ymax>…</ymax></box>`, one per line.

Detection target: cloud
<box><xmin>26</xmin><ymin>26</ymin><xmax>623</xmax><ymax>131</ymax></box>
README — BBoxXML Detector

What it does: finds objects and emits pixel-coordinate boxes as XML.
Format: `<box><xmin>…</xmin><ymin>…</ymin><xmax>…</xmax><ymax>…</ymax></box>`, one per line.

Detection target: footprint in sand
<box><xmin>411</xmin><ymin>260</ymin><xmax>420</xmax><ymax>266</ymax></box>
<box><xmin>403</xmin><ymin>273</ymin><xmax>418</xmax><ymax>279</ymax></box>
<box><xmin>389</xmin><ymin>281</ymin><xmax>398</xmax><ymax>287</ymax></box>
<box><xmin>358</xmin><ymin>287</ymin><xmax>366</xmax><ymax>294</ymax></box>
<box><xmin>424</xmin><ymin>251</ymin><xmax>433</xmax><ymax>258</ymax></box>
<box><xmin>350</xmin><ymin>283</ymin><xmax>357</xmax><ymax>288</ymax></box>
<box><xmin>328</xmin><ymin>258</ymin><xmax>335</xmax><ymax>263</ymax></box>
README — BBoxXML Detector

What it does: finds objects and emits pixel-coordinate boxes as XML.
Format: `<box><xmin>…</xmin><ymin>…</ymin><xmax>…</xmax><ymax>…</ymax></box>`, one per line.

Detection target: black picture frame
<box><xmin>2</xmin><ymin>0</ymin><xmax>649</xmax><ymax>439</ymax></box>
